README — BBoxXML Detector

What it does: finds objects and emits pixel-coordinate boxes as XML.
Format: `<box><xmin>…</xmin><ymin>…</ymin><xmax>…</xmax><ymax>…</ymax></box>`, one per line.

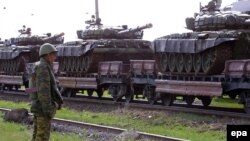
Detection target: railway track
<box><xmin>0</xmin><ymin>107</ymin><xmax>186</xmax><ymax>141</ymax></box>
<box><xmin>0</xmin><ymin>91</ymin><xmax>250</xmax><ymax>119</ymax></box>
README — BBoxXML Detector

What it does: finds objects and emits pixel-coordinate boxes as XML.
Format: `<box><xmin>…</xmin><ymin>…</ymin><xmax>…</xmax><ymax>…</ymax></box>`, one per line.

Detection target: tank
<box><xmin>153</xmin><ymin>0</ymin><xmax>250</xmax><ymax>75</ymax></box>
<box><xmin>56</xmin><ymin>0</ymin><xmax>153</xmax><ymax>75</ymax></box>
<box><xmin>0</xmin><ymin>26</ymin><xmax>64</xmax><ymax>74</ymax></box>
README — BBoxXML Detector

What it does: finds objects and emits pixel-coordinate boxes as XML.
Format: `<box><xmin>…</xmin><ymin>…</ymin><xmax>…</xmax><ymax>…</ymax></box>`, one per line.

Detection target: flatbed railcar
<box><xmin>0</xmin><ymin>59</ymin><xmax>250</xmax><ymax>113</ymax></box>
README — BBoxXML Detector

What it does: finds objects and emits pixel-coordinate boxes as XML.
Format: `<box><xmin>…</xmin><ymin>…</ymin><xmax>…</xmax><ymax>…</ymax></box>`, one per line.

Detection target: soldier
<box><xmin>29</xmin><ymin>43</ymin><xmax>63</xmax><ymax>141</ymax></box>
<box><xmin>201</xmin><ymin>0</ymin><xmax>218</xmax><ymax>12</ymax></box>
<box><xmin>206</xmin><ymin>0</ymin><xmax>217</xmax><ymax>11</ymax></box>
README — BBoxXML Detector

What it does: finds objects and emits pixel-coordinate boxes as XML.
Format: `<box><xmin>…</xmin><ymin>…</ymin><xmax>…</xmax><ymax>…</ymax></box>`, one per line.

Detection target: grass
<box><xmin>211</xmin><ymin>96</ymin><xmax>243</xmax><ymax>109</ymax></box>
<box><xmin>0</xmin><ymin>100</ymin><xmax>233</xmax><ymax>141</ymax></box>
<box><xmin>0</xmin><ymin>112</ymin><xmax>85</xmax><ymax>141</ymax></box>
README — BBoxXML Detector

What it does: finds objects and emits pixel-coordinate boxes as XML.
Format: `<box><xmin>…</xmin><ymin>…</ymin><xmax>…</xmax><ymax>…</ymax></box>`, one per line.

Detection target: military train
<box><xmin>0</xmin><ymin>0</ymin><xmax>250</xmax><ymax>114</ymax></box>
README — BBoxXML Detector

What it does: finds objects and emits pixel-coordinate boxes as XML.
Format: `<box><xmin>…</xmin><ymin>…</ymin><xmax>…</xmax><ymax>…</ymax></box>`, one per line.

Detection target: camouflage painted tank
<box><xmin>0</xmin><ymin>26</ymin><xmax>64</xmax><ymax>74</ymax></box>
<box><xmin>153</xmin><ymin>0</ymin><xmax>250</xmax><ymax>75</ymax></box>
<box><xmin>57</xmin><ymin>0</ymin><xmax>153</xmax><ymax>75</ymax></box>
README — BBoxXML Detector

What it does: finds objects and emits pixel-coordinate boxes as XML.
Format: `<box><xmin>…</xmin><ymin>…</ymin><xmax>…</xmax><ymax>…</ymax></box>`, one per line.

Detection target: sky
<box><xmin>0</xmin><ymin>0</ymin><xmax>236</xmax><ymax>41</ymax></box>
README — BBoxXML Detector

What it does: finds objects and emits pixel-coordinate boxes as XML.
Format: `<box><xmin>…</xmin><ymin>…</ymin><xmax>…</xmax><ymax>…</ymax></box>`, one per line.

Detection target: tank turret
<box><xmin>117</xmin><ymin>23</ymin><xmax>153</xmax><ymax>39</ymax></box>
<box><xmin>41</xmin><ymin>32</ymin><xmax>65</xmax><ymax>43</ymax></box>
<box><xmin>9</xmin><ymin>26</ymin><xmax>64</xmax><ymax>46</ymax></box>
<box><xmin>57</xmin><ymin>0</ymin><xmax>154</xmax><ymax>75</ymax></box>
<box><xmin>77</xmin><ymin>16</ymin><xmax>152</xmax><ymax>40</ymax></box>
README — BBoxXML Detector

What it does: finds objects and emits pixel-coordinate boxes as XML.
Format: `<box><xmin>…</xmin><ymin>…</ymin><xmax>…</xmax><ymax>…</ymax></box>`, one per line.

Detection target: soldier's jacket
<box><xmin>29</xmin><ymin>58</ymin><xmax>63</xmax><ymax>118</ymax></box>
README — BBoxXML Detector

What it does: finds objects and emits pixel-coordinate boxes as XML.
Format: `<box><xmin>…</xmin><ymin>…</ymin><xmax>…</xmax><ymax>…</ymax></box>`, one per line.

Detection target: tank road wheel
<box><xmin>71</xmin><ymin>57</ymin><xmax>76</xmax><ymax>71</ymax></box>
<box><xmin>185</xmin><ymin>96</ymin><xmax>195</xmax><ymax>106</ymax></box>
<box><xmin>8</xmin><ymin>60</ymin><xmax>13</xmax><ymax>72</ymax></box>
<box><xmin>202</xmin><ymin>48</ymin><xmax>216</xmax><ymax>74</ymax></box>
<box><xmin>184</xmin><ymin>54</ymin><xmax>193</xmax><ymax>73</ymax></box>
<box><xmin>17</xmin><ymin>57</ymin><xmax>25</xmax><ymax>72</ymax></box>
<box><xmin>65</xmin><ymin>58</ymin><xmax>71</xmax><ymax>72</ymax></box>
<box><xmin>6</xmin><ymin>60</ymin><xmax>10</xmax><ymax>72</ymax></box>
<box><xmin>200</xmin><ymin>96</ymin><xmax>212</xmax><ymax>107</ymax></box>
<box><xmin>59</xmin><ymin>58</ymin><xmax>64</xmax><ymax>71</ymax></box>
<box><xmin>2</xmin><ymin>61</ymin><xmax>6</xmax><ymax>72</ymax></box>
<box><xmin>161</xmin><ymin>93</ymin><xmax>174</xmax><ymax>106</ymax></box>
<box><xmin>69</xmin><ymin>57</ymin><xmax>75</xmax><ymax>72</ymax></box>
<box><xmin>176</xmin><ymin>54</ymin><xmax>184</xmax><ymax>73</ymax></box>
<box><xmin>80</xmin><ymin>57</ymin><xmax>85</xmax><ymax>72</ymax></box>
<box><xmin>168</xmin><ymin>54</ymin><xmax>176</xmax><ymax>73</ymax></box>
<box><xmin>0</xmin><ymin>61</ymin><xmax>1</xmax><ymax>71</ymax></box>
<box><xmin>159</xmin><ymin>53</ymin><xmax>168</xmax><ymax>72</ymax></box>
<box><xmin>13</xmin><ymin>60</ymin><xmax>18</xmax><ymax>72</ymax></box>
<box><xmin>75</xmin><ymin>57</ymin><xmax>81</xmax><ymax>72</ymax></box>
<box><xmin>193</xmin><ymin>54</ymin><xmax>202</xmax><ymax>73</ymax></box>
<box><xmin>62</xmin><ymin>58</ymin><xmax>67</xmax><ymax>71</ymax></box>
<box><xmin>84</xmin><ymin>54</ymin><xmax>92</xmax><ymax>73</ymax></box>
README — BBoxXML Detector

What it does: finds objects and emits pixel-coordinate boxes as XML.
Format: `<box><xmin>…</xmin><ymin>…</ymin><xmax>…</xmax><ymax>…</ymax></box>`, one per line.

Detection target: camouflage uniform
<box><xmin>206</xmin><ymin>0</ymin><xmax>217</xmax><ymax>11</ymax></box>
<box><xmin>29</xmin><ymin>43</ymin><xmax>63</xmax><ymax>141</ymax></box>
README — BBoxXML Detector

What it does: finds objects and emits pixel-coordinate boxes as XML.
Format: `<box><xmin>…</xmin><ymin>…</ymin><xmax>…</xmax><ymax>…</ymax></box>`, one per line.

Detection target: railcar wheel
<box><xmin>108</xmin><ymin>85</ymin><xmax>125</xmax><ymax>102</ymax></box>
<box><xmin>159</xmin><ymin>53</ymin><xmax>168</xmax><ymax>72</ymax></box>
<box><xmin>143</xmin><ymin>86</ymin><xmax>155</xmax><ymax>105</ymax></box>
<box><xmin>168</xmin><ymin>54</ymin><xmax>176</xmax><ymax>73</ymax></box>
<box><xmin>125</xmin><ymin>93</ymin><xmax>134</xmax><ymax>103</ymax></box>
<box><xmin>14</xmin><ymin>85</ymin><xmax>19</xmax><ymax>91</ymax></box>
<box><xmin>87</xmin><ymin>90</ymin><xmax>93</xmax><ymax>97</ymax></box>
<box><xmin>96</xmin><ymin>88</ymin><xmax>104</xmax><ymax>98</ymax></box>
<box><xmin>193</xmin><ymin>54</ymin><xmax>202</xmax><ymax>73</ymax></box>
<box><xmin>240</xmin><ymin>91</ymin><xmax>250</xmax><ymax>114</ymax></box>
<box><xmin>202</xmin><ymin>48</ymin><xmax>216</xmax><ymax>74</ymax></box>
<box><xmin>184</xmin><ymin>54</ymin><xmax>193</xmax><ymax>73</ymax></box>
<box><xmin>63</xmin><ymin>89</ymin><xmax>76</xmax><ymax>97</ymax></box>
<box><xmin>244</xmin><ymin>101</ymin><xmax>250</xmax><ymax>114</ymax></box>
<box><xmin>229</xmin><ymin>94</ymin><xmax>237</xmax><ymax>99</ymax></box>
<box><xmin>176</xmin><ymin>54</ymin><xmax>184</xmax><ymax>73</ymax></box>
<box><xmin>161</xmin><ymin>94</ymin><xmax>174</xmax><ymax>106</ymax></box>
<box><xmin>200</xmin><ymin>96</ymin><xmax>212</xmax><ymax>107</ymax></box>
<box><xmin>80</xmin><ymin>57</ymin><xmax>85</xmax><ymax>72</ymax></box>
<box><xmin>185</xmin><ymin>96</ymin><xmax>195</xmax><ymax>106</ymax></box>
<box><xmin>125</xmin><ymin>86</ymin><xmax>134</xmax><ymax>103</ymax></box>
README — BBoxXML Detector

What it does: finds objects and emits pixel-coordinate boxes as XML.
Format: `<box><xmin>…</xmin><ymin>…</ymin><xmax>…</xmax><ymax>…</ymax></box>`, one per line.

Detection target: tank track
<box><xmin>58</xmin><ymin>49</ymin><xmax>154</xmax><ymax>76</ymax></box>
<box><xmin>156</xmin><ymin>44</ymin><xmax>232</xmax><ymax>75</ymax></box>
<box><xmin>0</xmin><ymin>57</ymin><xmax>26</xmax><ymax>74</ymax></box>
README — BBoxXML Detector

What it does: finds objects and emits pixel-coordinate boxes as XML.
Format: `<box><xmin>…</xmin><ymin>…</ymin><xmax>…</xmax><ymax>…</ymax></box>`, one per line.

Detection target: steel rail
<box><xmin>1</xmin><ymin>91</ymin><xmax>250</xmax><ymax>119</ymax></box>
<box><xmin>0</xmin><ymin>108</ymin><xmax>187</xmax><ymax>141</ymax></box>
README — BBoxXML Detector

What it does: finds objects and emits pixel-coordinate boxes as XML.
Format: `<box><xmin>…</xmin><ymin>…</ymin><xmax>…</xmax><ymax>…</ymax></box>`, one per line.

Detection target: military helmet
<box><xmin>39</xmin><ymin>43</ymin><xmax>57</xmax><ymax>57</ymax></box>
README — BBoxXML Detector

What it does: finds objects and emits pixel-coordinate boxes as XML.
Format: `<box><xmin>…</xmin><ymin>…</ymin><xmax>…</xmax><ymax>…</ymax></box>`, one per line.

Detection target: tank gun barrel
<box><xmin>118</xmin><ymin>23</ymin><xmax>153</xmax><ymax>35</ymax></box>
<box><xmin>42</xmin><ymin>32</ymin><xmax>64</xmax><ymax>42</ymax></box>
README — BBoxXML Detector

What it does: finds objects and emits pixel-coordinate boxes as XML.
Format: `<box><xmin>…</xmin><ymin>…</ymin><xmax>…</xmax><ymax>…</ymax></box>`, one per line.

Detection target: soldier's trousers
<box><xmin>31</xmin><ymin>115</ymin><xmax>52</xmax><ymax>141</ymax></box>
